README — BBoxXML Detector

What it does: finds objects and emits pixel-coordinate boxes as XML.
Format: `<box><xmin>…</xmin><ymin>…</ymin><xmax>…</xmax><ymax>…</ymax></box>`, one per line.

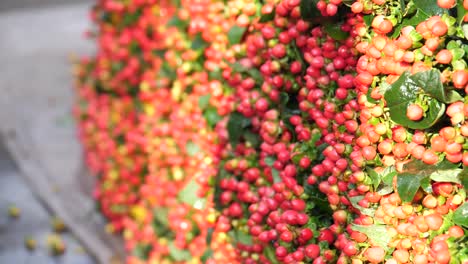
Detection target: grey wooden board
<box><xmin>0</xmin><ymin>3</ymin><xmax>125</xmax><ymax>264</ymax></box>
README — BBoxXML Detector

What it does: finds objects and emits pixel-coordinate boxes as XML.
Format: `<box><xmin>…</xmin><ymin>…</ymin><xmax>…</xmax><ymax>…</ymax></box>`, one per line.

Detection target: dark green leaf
<box><xmin>227</xmin><ymin>112</ymin><xmax>251</xmax><ymax>148</ymax></box>
<box><xmin>201</xmin><ymin>249</ymin><xmax>214</xmax><ymax>263</ymax></box>
<box><xmin>363</xmin><ymin>14</ymin><xmax>374</xmax><ymax>27</ymax></box>
<box><xmin>351</xmin><ymin>224</ymin><xmax>392</xmax><ymax>250</ymax></box>
<box><xmin>178</xmin><ymin>179</ymin><xmax>206</xmax><ymax>209</ymax></box>
<box><xmin>229</xmin><ymin>62</ymin><xmax>263</xmax><ymax>83</ymax></box>
<box><xmin>324</xmin><ymin>22</ymin><xmax>349</xmax><ymax>41</ymax></box>
<box><xmin>186</xmin><ymin>141</ymin><xmax>201</xmax><ymax>156</ymax></box>
<box><xmin>229</xmin><ymin>229</ymin><xmax>253</xmax><ymax>245</ymax></box>
<box><xmin>167</xmin><ymin>15</ymin><xmax>188</xmax><ymax>31</ymax></box>
<box><xmin>420</xmin><ymin>177</ymin><xmax>433</xmax><ymax>193</ymax></box>
<box><xmin>397</xmin><ymin>173</ymin><xmax>423</xmax><ymax>203</ymax></box>
<box><xmin>206</xmin><ymin>228</ymin><xmax>214</xmax><ymax>245</ymax></box>
<box><xmin>411</xmin><ymin>69</ymin><xmax>462</xmax><ymax>103</ymax></box>
<box><xmin>413</xmin><ymin>0</ymin><xmax>448</xmax><ymax>16</ymax></box>
<box><xmin>168</xmin><ymin>242</ymin><xmax>192</xmax><ymax>261</ymax></box>
<box><xmin>461</xmin><ymin>167</ymin><xmax>468</xmax><ymax>192</ymax></box>
<box><xmin>392</xmin><ymin>10</ymin><xmax>429</xmax><ymax>38</ymax></box>
<box><xmin>133</xmin><ymin>244</ymin><xmax>152</xmax><ymax>260</ymax></box>
<box><xmin>244</xmin><ymin>131</ymin><xmax>261</xmax><ymax>148</ymax></box>
<box><xmin>198</xmin><ymin>95</ymin><xmax>211</xmax><ymax>110</ymax></box>
<box><xmin>259</xmin><ymin>7</ymin><xmax>276</xmax><ymax>23</ymax></box>
<box><xmin>203</xmin><ymin>107</ymin><xmax>222</xmax><ymax>128</ymax></box>
<box><xmin>264</xmin><ymin>245</ymin><xmax>281</xmax><ymax>264</ymax></box>
<box><xmin>349</xmin><ymin>196</ymin><xmax>375</xmax><ymax>216</ymax></box>
<box><xmin>191</xmin><ymin>33</ymin><xmax>208</xmax><ymax>50</ymax></box>
<box><xmin>300</xmin><ymin>0</ymin><xmax>321</xmax><ymax>21</ymax></box>
<box><xmin>385</xmin><ymin>71</ymin><xmax>446</xmax><ymax>129</ymax></box>
<box><xmin>453</xmin><ymin>202</ymin><xmax>468</xmax><ymax>227</ymax></box>
<box><xmin>228</xmin><ymin>25</ymin><xmax>247</xmax><ymax>45</ymax></box>
<box><xmin>381</xmin><ymin>166</ymin><xmax>397</xmax><ymax>186</ymax></box>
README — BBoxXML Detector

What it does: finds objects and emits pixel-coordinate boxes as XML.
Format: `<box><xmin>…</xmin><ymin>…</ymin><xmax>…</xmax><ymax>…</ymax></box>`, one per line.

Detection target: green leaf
<box><xmin>244</xmin><ymin>131</ymin><xmax>261</xmax><ymax>148</ymax></box>
<box><xmin>206</xmin><ymin>227</ymin><xmax>214</xmax><ymax>245</ymax></box>
<box><xmin>203</xmin><ymin>107</ymin><xmax>222</xmax><ymax>128</ymax></box>
<box><xmin>178</xmin><ymin>179</ymin><xmax>206</xmax><ymax>209</ymax></box>
<box><xmin>397</xmin><ymin>173</ymin><xmax>423</xmax><ymax>203</ymax></box>
<box><xmin>201</xmin><ymin>249</ymin><xmax>214</xmax><ymax>263</ymax></box>
<box><xmin>384</xmin><ymin>71</ymin><xmax>446</xmax><ymax>129</ymax></box>
<box><xmin>191</xmin><ymin>33</ymin><xmax>208</xmax><ymax>50</ymax></box>
<box><xmin>186</xmin><ymin>141</ymin><xmax>201</xmax><ymax>156</ymax></box>
<box><xmin>349</xmin><ymin>196</ymin><xmax>375</xmax><ymax>216</ymax></box>
<box><xmin>392</xmin><ymin>9</ymin><xmax>430</xmax><ymax>38</ymax></box>
<box><xmin>265</xmin><ymin>156</ymin><xmax>276</xmax><ymax>166</ymax></box>
<box><xmin>363</xmin><ymin>14</ymin><xmax>374</xmax><ymax>27</ymax></box>
<box><xmin>410</xmin><ymin>69</ymin><xmax>445</xmax><ymax>101</ymax></box>
<box><xmin>457</xmin><ymin>0</ymin><xmax>468</xmax><ymax>23</ymax></box>
<box><xmin>259</xmin><ymin>7</ymin><xmax>276</xmax><ymax>23</ymax></box>
<box><xmin>430</xmin><ymin>169</ymin><xmax>462</xmax><ymax>183</ymax></box>
<box><xmin>324</xmin><ymin>22</ymin><xmax>349</xmax><ymax>41</ymax></box>
<box><xmin>228</xmin><ymin>229</ymin><xmax>253</xmax><ymax>245</ymax></box>
<box><xmin>168</xmin><ymin>242</ymin><xmax>192</xmax><ymax>261</ymax></box>
<box><xmin>264</xmin><ymin>245</ymin><xmax>281</xmax><ymax>264</ymax></box>
<box><xmin>167</xmin><ymin>15</ymin><xmax>188</xmax><ymax>31</ymax></box>
<box><xmin>229</xmin><ymin>62</ymin><xmax>263</xmax><ymax>83</ymax></box>
<box><xmin>453</xmin><ymin>202</ymin><xmax>468</xmax><ymax>227</ymax></box>
<box><xmin>198</xmin><ymin>95</ymin><xmax>211</xmax><ymax>110</ymax></box>
<box><xmin>413</xmin><ymin>0</ymin><xmax>448</xmax><ymax>16</ymax></box>
<box><xmin>367</xmin><ymin>168</ymin><xmax>381</xmax><ymax>190</ymax></box>
<box><xmin>228</xmin><ymin>25</ymin><xmax>247</xmax><ymax>45</ymax></box>
<box><xmin>351</xmin><ymin>224</ymin><xmax>392</xmax><ymax>251</ymax></box>
<box><xmin>227</xmin><ymin>112</ymin><xmax>251</xmax><ymax>148</ymax></box>
<box><xmin>300</xmin><ymin>0</ymin><xmax>321</xmax><ymax>21</ymax></box>
<box><xmin>381</xmin><ymin>166</ymin><xmax>397</xmax><ymax>186</ymax></box>
<box><xmin>272</xmin><ymin>168</ymin><xmax>281</xmax><ymax>183</ymax></box>
<box><xmin>133</xmin><ymin>244</ymin><xmax>152</xmax><ymax>260</ymax></box>
<box><xmin>461</xmin><ymin>167</ymin><xmax>468</xmax><ymax>192</ymax></box>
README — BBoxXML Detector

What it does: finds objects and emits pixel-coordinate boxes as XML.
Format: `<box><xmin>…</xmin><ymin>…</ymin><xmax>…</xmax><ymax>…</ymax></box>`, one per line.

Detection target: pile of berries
<box><xmin>74</xmin><ymin>0</ymin><xmax>468</xmax><ymax>263</ymax></box>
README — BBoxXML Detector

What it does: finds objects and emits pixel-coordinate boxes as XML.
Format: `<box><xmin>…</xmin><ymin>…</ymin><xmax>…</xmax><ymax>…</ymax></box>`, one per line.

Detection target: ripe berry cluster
<box><xmin>74</xmin><ymin>0</ymin><xmax>468</xmax><ymax>263</ymax></box>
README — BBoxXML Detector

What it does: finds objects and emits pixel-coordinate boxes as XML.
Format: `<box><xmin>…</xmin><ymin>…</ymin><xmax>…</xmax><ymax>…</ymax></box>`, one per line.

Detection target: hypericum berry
<box><xmin>407</xmin><ymin>103</ymin><xmax>424</xmax><ymax>120</ymax></box>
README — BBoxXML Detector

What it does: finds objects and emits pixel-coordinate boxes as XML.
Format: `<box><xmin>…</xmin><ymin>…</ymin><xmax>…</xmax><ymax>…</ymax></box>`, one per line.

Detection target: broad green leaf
<box><xmin>324</xmin><ymin>22</ymin><xmax>349</xmax><ymax>41</ymax></box>
<box><xmin>227</xmin><ymin>112</ymin><xmax>251</xmax><ymax>148</ymax></box>
<box><xmin>381</xmin><ymin>166</ymin><xmax>397</xmax><ymax>186</ymax></box>
<box><xmin>168</xmin><ymin>242</ymin><xmax>192</xmax><ymax>261</ymax></box>
<box><xmin>453</xmin><ymin>202</ymin><xmax>468</xmax><ymax>227</ymax></box>
<box><xmin>265</xmin><ymin>156</ymin><xmax>276</xmax><ymax>166</ymax></box>
<box><xmin>259</xmin><ymin>8</ymin><xmax>276</xmax><ymax>23</ymax></box>
<box><xmin>198</xmin><ymin>94</ymin><xmax>211</xmax><ymax>110</ymax></box>
<box><xmin>351</xmin><ymin>224</ymin><xmax>392</xmax><ymax>250</ymax></box>
<box><xmin>384</xmin><ymin>71</ymin><xmax>445</xmax><ymax>129</ymax></box>
<box><xmin>229</xmin><ymin>229</ymin><xmax>253</xmax><ymax>245</ymax></box>
<box><xmin>458</xmin><ymin>0</ymin><xmax>468</xmax><ymax>24</ymax></box>
<box><xmin>191</xmin><ymin>33</ymin><xmax>208</xmax><ymax>50</ymax></box>
<box><xmin>186</xmin><ymin>141</ymin><xmax>201</xmax><ymax>156</ymax></box>
<box><xmin>178</xmin><ymin>179</ymin><xmax>206</xmax><ymax>209</ymax></box>
<box><xmin>167</xmin><ymin>15</ymin><xmax>188</xmax><ymax>31</ymax></box>
<box><xmin>133</xmin><ymin>244</ymin><xmax>152</xmax><ymax>260</ymax></box>
<box><xmin>413</xmin><ymin>0</ymin><xmax>448</xmax><ymax>17</ymax></box>
<box><xmin>461</xmin><ymin>167</ymin><xmax>468</xmax><ymax>192</ymax></box>
<box><xmin>367</xmin><ymin>168</ymin><xmax>381</xmax><ymax>190</ymax></box>
<box><xmin>363</xmin><ymin>14</ymin><xmax>374</xmax><ymax>27</ymax></box>
<box><xmin>397</xmin><ymin>172</ymin><xmax>423</xmax><ymax>203</ymax></box>
<box><xmin>420</xmin><ymin>177</ymin><xmax>433</xmax><ymax>193</ymax></box>
<box><xmin>229</xmin><ymin>62</ymin><xmax>263</xmax><ymax>83</ymax></box>
<box><xmin>411</xmin><ymin>69</ymin><xmax>460</xmax><ymax>103</ymax></box>
<box><xmin>430</xmin><ymin>169</ymin><xmax>462</xmax><ymax>183</ymax></box>
<box><xmin>272</xmin><ymin>168</ymin><xmax>281</xmax><ymax>183</ymax></box>
<box><xmin>203</xmin><ymin>107</ymin><xmax>222</xmax><ymax>128</ymax></box>
<box><xmin>300</xmin><ymin>0</ymin><xmax>321</xmax><ymax>21</ymax></box>
<box><xmin>244</xmin><ymin>131</ymin><xmax>261</xmax><ymax>148</ymax></box>
<box><xmin>349</xmin><ymin>196</ymin><xmax>375</xmax><ymax>216</ymax></box>
<box><xmin>201</xmin><ymin>249</ymin><xmax>213</xmax><ymax>263</ymax></box>
<box><xmin>228</xmin><ymin>25</ymin><xmax>247</xmax><ymax>45</ymax></box>
<box><xmin>264</xmin><ymin>245</ymin><xmax>281</xmax><ymax>264</ymax></box>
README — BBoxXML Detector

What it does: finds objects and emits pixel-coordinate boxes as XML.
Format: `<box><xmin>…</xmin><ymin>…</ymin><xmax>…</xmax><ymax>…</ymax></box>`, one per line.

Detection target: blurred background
<box><xmin>0</xmin><ymin>1</ymin><xmax>123</xmax><ymax>263</ymax></box>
